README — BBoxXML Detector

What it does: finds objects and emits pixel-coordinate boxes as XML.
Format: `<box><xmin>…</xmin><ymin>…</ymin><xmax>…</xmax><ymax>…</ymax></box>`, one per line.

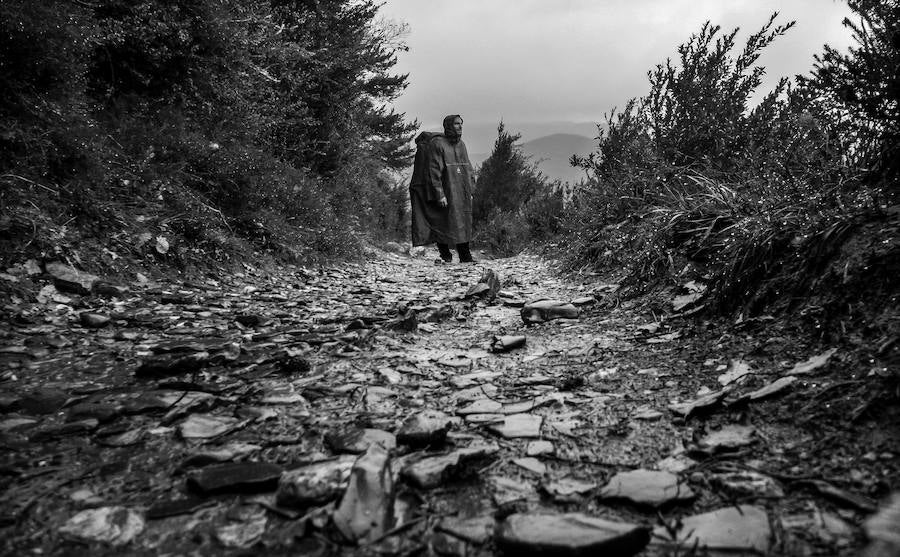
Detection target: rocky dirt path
<box><xmin>1</xmin><ymin>250</ymin><xmax>897</xmax><ymax>555</ymax></box>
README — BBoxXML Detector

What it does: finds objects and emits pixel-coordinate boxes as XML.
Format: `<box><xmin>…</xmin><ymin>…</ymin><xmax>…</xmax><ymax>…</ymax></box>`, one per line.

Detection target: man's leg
<box><xmin>457</xmin><ymin>242</ymin><xmax>474</xmax><ymax>263</ymax></box>
<box><xmin>436</xmin><ymin>242</ymin><xmax>452</xmax><ymax>262</ymax></box>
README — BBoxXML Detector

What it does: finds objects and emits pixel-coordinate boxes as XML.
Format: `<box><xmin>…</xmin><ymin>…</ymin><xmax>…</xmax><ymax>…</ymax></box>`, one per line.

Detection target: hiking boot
<box><xmin>457</xmin><ymin>243</ymin><xmax>475</xmax><ymax>263</ymax></box>
<box><xmin>437</xmin><ymin>243</ymin><xmax>453</xmax><ymax>263</ymax></box>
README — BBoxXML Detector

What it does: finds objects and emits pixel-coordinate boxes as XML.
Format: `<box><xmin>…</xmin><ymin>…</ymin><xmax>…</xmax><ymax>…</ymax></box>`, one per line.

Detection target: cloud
<box><xmin>379</xmin><ymin>0</ymin><xmax>854</xmax><ymax>148</ymax></box>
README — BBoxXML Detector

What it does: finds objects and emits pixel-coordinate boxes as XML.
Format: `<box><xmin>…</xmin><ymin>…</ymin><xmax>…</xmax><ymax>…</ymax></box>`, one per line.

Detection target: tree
<box><xmin>473</xmin><ymin>123</ymin><xmax>543</xmax><ymax>224</ymax></box>
<box><xmin>801</xmin><ymin>0</ymin><xmax>900</xmax><ymax>186</ymax></box>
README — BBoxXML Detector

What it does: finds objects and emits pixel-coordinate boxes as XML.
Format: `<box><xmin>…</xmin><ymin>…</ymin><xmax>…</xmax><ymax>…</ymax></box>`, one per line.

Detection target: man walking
<box><xmin>428</xmin><ymin>114</ymin><xmax>475</xmax><ymax>262</ymax></box>
<box><xmin>409</xmin><ymin>114</ymin><xmax>476</xmax><ymax>263</ymax></box>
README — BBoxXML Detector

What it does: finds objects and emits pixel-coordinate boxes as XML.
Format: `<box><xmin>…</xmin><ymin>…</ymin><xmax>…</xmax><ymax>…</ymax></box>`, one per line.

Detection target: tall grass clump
<box><xmin>566</xmin><ymin>8</ymin><xmax>896</xmax><ymax>313</ymax></box>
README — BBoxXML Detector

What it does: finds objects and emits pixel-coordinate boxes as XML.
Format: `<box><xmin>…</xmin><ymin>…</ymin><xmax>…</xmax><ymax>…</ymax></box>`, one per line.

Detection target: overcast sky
<box><xmin>378</xmin><ymin>0</ymin><xmax>855</xmax><ymax>153</ymax></box>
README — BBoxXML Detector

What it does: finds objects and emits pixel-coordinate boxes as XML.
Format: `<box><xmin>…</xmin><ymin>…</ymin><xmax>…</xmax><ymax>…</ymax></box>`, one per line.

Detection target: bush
<box><xmin>472</xmin><ymin>123</ymin><xmax>565</xmax><ymax>255</ymax></box>
<box><xmin>0</xmin><ymin>0</ymin><xmax>417</xmax><ymax>267</ymax></box>
<box><xmin>565</xmin><ymin>10</ymin><xmax>891</xmax><ymax>313</ymax></box>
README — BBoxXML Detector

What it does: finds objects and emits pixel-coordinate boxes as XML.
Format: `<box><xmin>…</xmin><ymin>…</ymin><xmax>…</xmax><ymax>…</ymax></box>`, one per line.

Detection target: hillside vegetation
<box><xmin>474</xmin><ymin>4</ymin><xmax>897</xmax><ymax>340</ymax></box>
<box><xmin>0</xmin><ymin>0</ymin><xmax>416</xmax><ymax>274</ymax></box>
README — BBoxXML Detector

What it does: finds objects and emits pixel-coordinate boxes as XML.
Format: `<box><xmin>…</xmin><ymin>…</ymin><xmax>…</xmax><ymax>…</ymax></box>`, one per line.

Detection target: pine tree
<box><xmin>473</xmin><ymin>123</ymin><xmax>543</xmax><ymax>224</ymax></box>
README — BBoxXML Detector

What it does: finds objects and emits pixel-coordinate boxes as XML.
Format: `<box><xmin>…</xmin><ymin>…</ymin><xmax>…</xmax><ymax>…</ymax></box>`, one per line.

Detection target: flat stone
<box><xmin>0</xmin><ymin>417</ymin><xmax>38</xmax><ymax>432</ymax></box>
<box><xmin>59</xmin><ymin>506</ymin><xmax>144</xmax><ymax>546</ymax></box>
<box><xmin>45</xmin><ymin>261</ymin><xmax>98</xmax><ymax>294</ymax></box>
<box><xmin>179</xmin><ymin>414</ymin><xmax>240</xmax><ymax>440</ymax></box>
<box><xmin>488</xmin><ymin>414</ymin><xmax>542</xmax><ymax>439</ymax></box>
<box><xmin>325</xmin><ymin>427</ymin><xmax>396</xmax><ymax>454</ymax></box>
<box><xmin>79</xmin><ymin>312</ymin><xmax>111</xmax><ymax>328</ymax></box>
<box><xmin>655</xmin><ymin>505</ymin><xmax>771</xmax><ymax>554</ymax></box>
<box><xmin>695</xmin><ymin>425</ymin><xmax>756</xmax><ymax>453</ymax></box>
<box><xmin>632</xmin><ymin>408</ymin><xmax>663</xmax><ymax>421</ymax></box>
<box><xmin>655</xmin><ymin>454</ymin><xmax>698</xmax><ymax>474</ymax></box>
<box><xmin>456</xmin><ymin>399</ymin><xmax>502</xmax><ymax>415</ymax></box>
<box><xmin>512</xmin><ymin>457</ymin><xmax>546</xmax><ymax>475</ymax></box>
<box><xmin>717</xmin><ymin>359</ymin><xmax>755</xmax><ymax>386</ymax></box>
<box><xmin>276</xmin><ymin>456</ymin><xmax>356</xmax><ymax>507</ymax></box>
<box><xmin>437</xmin><ymin>515</ymin><xmax>495</xmax><ymax>545</ymax></box>
<box><xmin>746</xmin><ymin>375</ymin><xmax>797</xmax><ymax>401</ymax></box>
<box><xmin>216</xmin><ymin>514</ymin><xmax>267</xmax><ymax>548</ymax></box>
<box><xmin>711</xmin><ymin>471</ymin><xmax>784</xmax><ymax>498</ymax></box>
<box><xmin>571</xmin><ymin>296</ymin><xmax>595</xmax><ymax>306</ymax></box>
<box><xmin>542</xmin><ymin>478</ymin><xmax>598</xmax><ymax>502</ymax></box>
<box><xmin>521</xmin><ymin>300</ymin><xmax>580</xmax><ymax>324</ymax></box>
<box><xmin>600</xmin><ymin>469</ymin><xmax>695</xmax><ymax>508</ymax></box>
<box><xmin>396</xmin><ymin>410</ymin><xmax>452</xmax><ymax>447</ymax></box>
<box><xmin>668</xmin><ymin>389</ymin><xmax>728</xmax><ymax>418</ymax></box>
<box><xmin>178</xmin><ymin>442</ymin><xmax>261</xmax><ymax>468</ymax></box>
<box><xmin>790</xmin><ymin>348</ymin><xmax>838</xmax><ymax>375</ymax></box>
<box><xmin>491</xmin><ymin>476</ymin><xmax>537</xmax><ymax>506</ymax></box>
<box><xmin>464</xmin><ymin>413</ymin><xmax>505</xmax><ymax>424</ymax></box>
<box><xmin>401</xmin><ymin>443</ymin><xmax>499</xmax><ymax>489</ymax></box>
<box><xmin>187</xmin><ymin>462</ymin><xmax>283</xmax><ymax>495</ymax></box>
<box><xmin>526</xmin><ymin>440</ymin><xmax>555</xmax><ymax>456</ymax></box>
<box><xmin>497</xmin><ymin>512</ymin><xmax>650</xmax><ymax>556</ymax></box>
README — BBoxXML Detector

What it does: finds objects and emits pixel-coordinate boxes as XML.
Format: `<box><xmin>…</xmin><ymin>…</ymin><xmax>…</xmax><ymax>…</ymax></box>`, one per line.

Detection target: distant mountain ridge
<box><xmin>471</xmin><ymin>132</ymin><xmax>596</xmax><ymax>184</ymax></box>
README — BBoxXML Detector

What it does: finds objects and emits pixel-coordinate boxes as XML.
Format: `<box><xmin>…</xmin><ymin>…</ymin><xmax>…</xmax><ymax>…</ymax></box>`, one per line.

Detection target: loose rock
<box><xmin>655</xmin><ymin>505</ymin><xmax>771</xmax><ymax>555</ymax></box>
<box><xmin>487</xmin><ymin>413</ymin><xmax>542</xmax><ymax>438</ymax></box>
<box><xmin>325</xmin><ymin>427</ymin><xmax>396</xmax><ymax>454</ymax></box>
<box><xmin>600</xmin><ymin>469</ymin><xmax>695</xmax><ymax>508</ymax></box>
<box><xmin>496</xmin><ymin>512</ymin><xmax>650</xmax><ymax>557</ymax></box>
<box><xmin>276</xmin><ymin>456</ymin><xmax>356</xmax><ymax>508</ymax></box>
<box><xmin>521</xmin><ymin>300</ymin><xmax>580</xmax><ymax>324</ymax></box>
<box><xmin>436</xmin><ymin>515</ymin><xmax>494</xmax><ymax>545</ymax></box>
<box><xmin>59</xmin><ymin>506</ymin><xmax>145</xmax><ymax>546</ymax></box>
<box><xmin>694</xmin><ymin>424</ymin><xmax>757</xmax><ymax>454</ymax></box>
<box><xmin>333</xmin><ymin>443</ymin><xmax>395</xmax><ymax>544</ymax></box>
<box><xmin>396</xmin><ymin>410</ymin><xmax>452</xmax><ymax>447</ymax></box>
<box><xmin>45</xmin><ymin>261</ymin><xmax>98</xmax><ymax>295</ymax></box>
<box><xmin>401</xmin><ymin>443</ymin><xmax>499</xmax><ymax>489</ymax></box>
<box><xmin>80</xmin><ymin>312</ymin><xmax>111</xmax><ymax>328</ymax></box>
<box><xmin>187</xmin><ymin>462</ymin><xmax>283</xmax><ymax>495</ymax></box>
<box><xmin>490</xmin><ymin>334</ymin><xmax>526</xmax><ymax>353</ymax></box>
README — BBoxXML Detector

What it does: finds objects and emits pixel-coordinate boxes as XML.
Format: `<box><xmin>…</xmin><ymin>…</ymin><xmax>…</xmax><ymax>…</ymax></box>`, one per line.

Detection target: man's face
<box><xmin>452</xmin><ymin>117</ymin><xmax>463</xmax><ymax>137</ymax></box>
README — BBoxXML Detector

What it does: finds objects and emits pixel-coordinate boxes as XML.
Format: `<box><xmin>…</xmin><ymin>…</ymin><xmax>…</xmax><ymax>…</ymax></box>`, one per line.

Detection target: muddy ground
<box><xmin>1</xmin><ymin>249</ymin><xmax>898</xmax><ymax>556</ymax></box>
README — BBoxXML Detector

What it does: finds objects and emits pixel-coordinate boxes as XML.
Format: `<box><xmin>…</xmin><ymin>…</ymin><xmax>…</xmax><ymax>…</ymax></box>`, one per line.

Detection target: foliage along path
<box><xmin>1</xmin><ymin>249</ymin><xmax>896</xmax><ymax>555</ymax></box>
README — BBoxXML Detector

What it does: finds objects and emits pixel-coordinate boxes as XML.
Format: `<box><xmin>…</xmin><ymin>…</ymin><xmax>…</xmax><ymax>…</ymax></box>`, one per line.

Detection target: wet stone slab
<box><xmin>654</xmin><ymin>505</ymin><xmax>772</xmax><ymax>555</ymax></box>
<box><xmin>325</xmin><ymin>427</ymin><xmax>396</xmax><ymax>454</ymax></box>
<box><xmin>496</xmin><ymin>512</ymin><xmax>650</xmax><ymax>557</ymax></box>
<box><xmin>599</xmin><ymin>469</ymin><xmax>695</xmax><ymax>508</ymax></box>
<box><xmin>487</xmin><ymin>413</ymin><xmax>543</xmax><ymax>439</ymax></box>
<box><xmin>276</xmin><ymin>455</ymin><xmax>356</xmax><ymax>507</ymax></box>
<box><xmin>396</xmin><ymin>410</ymin><xmax>452</xmax><ymax>447</ymax></box>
